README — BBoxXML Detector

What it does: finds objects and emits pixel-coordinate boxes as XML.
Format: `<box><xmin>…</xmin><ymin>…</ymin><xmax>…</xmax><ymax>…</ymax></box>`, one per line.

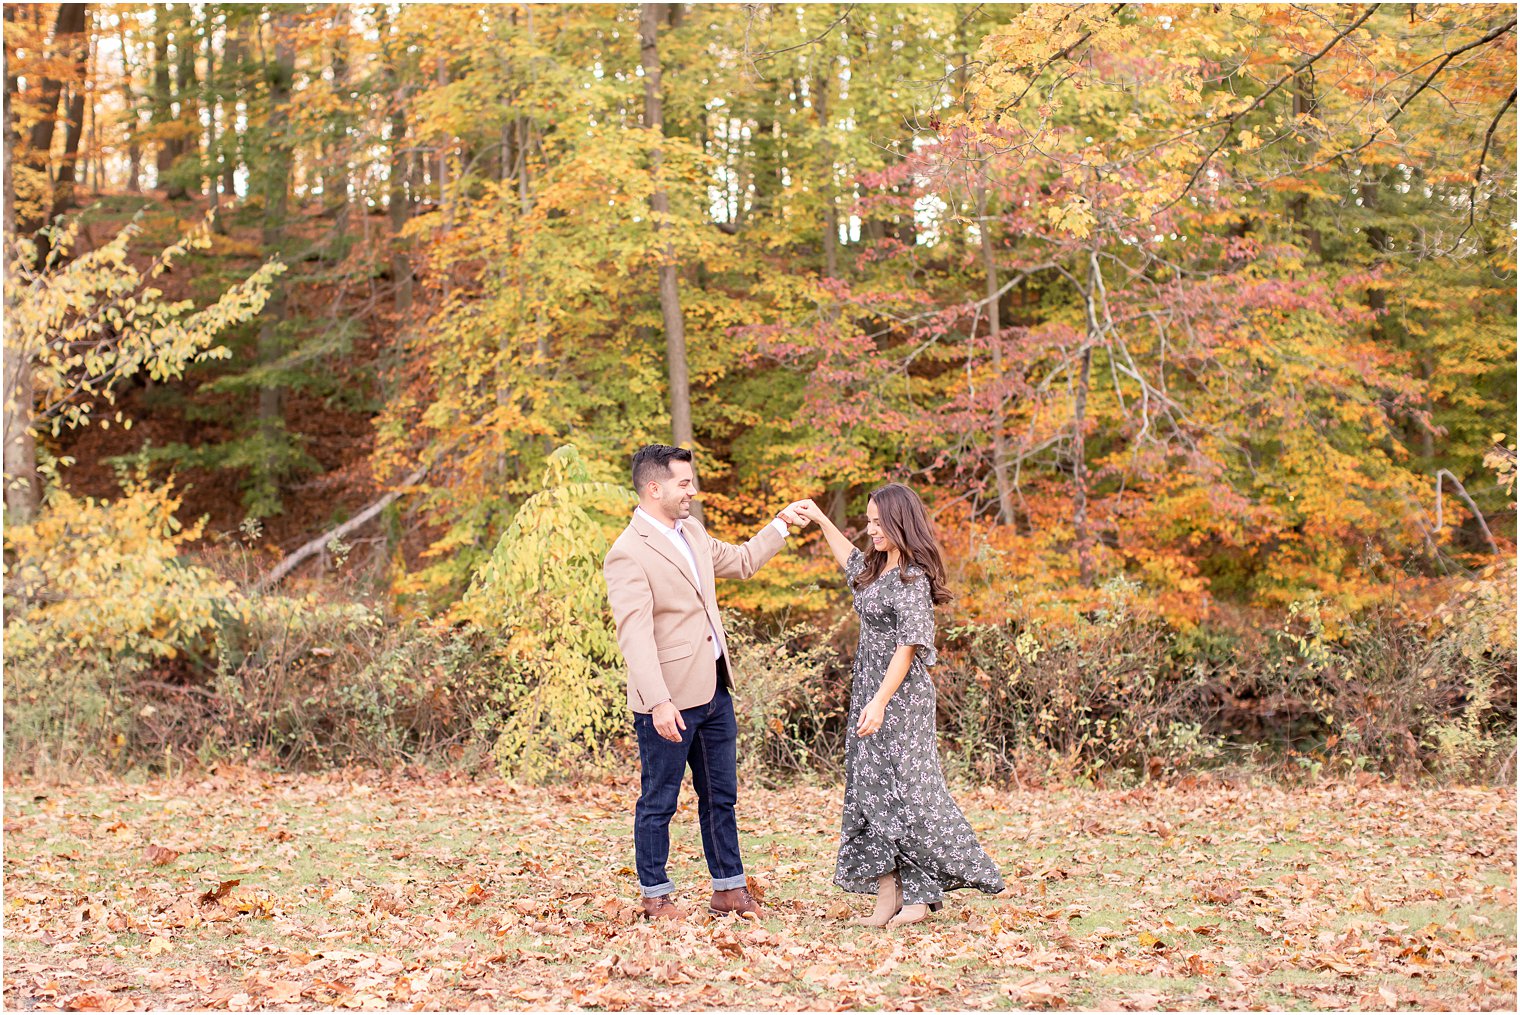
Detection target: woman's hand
<box><xmin>794</xmin><ymin>498</ymin><xmax>826</xmax><ymax>524</ymax></box>
<box><xmin>856</xmin><ymin>698</ymin><xmax>886</xmax><ymax>736</ymax></box>
<box><xmin>804</xmin><ymin>497</ymin><xmax>856</xmax><ymax>571</ymax></box>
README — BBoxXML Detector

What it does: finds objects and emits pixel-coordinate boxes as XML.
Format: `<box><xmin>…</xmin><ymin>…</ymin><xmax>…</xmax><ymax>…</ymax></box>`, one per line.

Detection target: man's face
<box><xmin>649</xmin><ymin>459</ymin><xmax>696</xmax><ymax>523</ymax></box>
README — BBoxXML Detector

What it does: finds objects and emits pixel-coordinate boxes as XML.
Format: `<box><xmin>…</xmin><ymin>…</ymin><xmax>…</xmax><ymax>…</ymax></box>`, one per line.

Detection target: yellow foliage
<box><xmin>3</xmin><ymin>216</ymin><xmax>284</xmax><ymax>477</ymax></box>
<box><xmin>3</xmin><ymin>476</ymin><xmax>245</xmax><ymax>665</ymax></box>
<box><xmin>451</xmin><ymin>445</ymin><xmax>636</xmax><ymax>782</ymax></box>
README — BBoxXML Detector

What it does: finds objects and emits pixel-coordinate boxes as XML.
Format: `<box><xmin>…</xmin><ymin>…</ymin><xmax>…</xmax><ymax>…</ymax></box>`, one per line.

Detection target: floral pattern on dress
<box><xmin>833</xmin><ymin>547</ymin><xmax>1005</xmax><ymax>906</ymax></box>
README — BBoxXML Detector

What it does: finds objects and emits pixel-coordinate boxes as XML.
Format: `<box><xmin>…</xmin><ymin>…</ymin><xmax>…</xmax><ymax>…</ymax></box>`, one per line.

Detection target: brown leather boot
<box><xmin>641</xmin><ymin>895</ymin><xmax>685</xmax><ymax>921</ymax></box>
<box><xmin>708</xmin><ymin>886</ymin><xmax>762</xmax><ymax>918</ymax></box>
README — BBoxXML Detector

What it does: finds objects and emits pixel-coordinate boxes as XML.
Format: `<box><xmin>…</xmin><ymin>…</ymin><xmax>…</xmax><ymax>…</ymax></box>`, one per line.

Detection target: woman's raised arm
<box><xmin>798</xmin><ymin>500</ymin><xmax>857</xmax><ymax>571</ymax></box>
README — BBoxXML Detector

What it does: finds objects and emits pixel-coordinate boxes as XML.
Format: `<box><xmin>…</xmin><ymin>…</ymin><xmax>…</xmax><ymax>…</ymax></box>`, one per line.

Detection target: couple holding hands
<box><xmin>603</xmin><ymin>445</ymin><xmax>1003</xmax><ymax>929</ymax></box>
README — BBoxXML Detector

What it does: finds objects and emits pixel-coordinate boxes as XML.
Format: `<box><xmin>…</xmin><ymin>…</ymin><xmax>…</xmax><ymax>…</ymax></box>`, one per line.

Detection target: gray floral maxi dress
<box><xmin>833</xmin><ymin>548</ymin><xmax>1005</xmax><ymax>906</ymax></box>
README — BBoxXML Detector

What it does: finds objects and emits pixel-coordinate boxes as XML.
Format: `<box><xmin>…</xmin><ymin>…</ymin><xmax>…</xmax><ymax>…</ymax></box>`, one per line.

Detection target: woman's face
<box><xmin>866</xmin><ymin>500</ymin><xmax>896</xmax><ymax>554</ymax></box>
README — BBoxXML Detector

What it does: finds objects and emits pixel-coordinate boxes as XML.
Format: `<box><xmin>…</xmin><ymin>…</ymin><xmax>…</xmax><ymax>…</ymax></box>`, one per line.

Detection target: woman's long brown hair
<box><xmin>853</xmin><ymin>483</ymin><xmax>953</xmax><ymax>605</ymax></box>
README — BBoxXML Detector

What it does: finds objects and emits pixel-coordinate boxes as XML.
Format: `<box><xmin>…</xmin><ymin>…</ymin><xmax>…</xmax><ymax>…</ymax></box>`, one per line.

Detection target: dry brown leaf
<box><xmin>198</xmin><ymin>879</ymin><xmax>240</xmax><ymax>905</ymax></box>
<box><xmin>143</xmin><ymin>843</ymin><xmax>180</xmax><ymax>866</ymax></box>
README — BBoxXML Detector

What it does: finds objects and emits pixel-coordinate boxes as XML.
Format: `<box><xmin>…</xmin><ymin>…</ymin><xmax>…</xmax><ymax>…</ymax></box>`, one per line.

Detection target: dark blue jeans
<box><xmin>632</xmin><ymin>666</ymin><xmax>746</xmax><ymax>898</ymax></box>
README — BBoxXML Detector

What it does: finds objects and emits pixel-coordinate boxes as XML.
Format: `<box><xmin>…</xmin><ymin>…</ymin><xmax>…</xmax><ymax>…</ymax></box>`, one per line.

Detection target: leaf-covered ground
<box><xmin>3</xmin><ymin>769</ymin><xmax>1514</xmax><ymax>1011</ymax></box>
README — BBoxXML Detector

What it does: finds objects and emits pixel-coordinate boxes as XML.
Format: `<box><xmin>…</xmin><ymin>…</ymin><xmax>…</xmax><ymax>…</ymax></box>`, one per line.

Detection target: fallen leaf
<box><xmin>143</xmin><ymin>844</ymin><xmax>180</xmax><ymax>866</ymax></box>
<box><xmin>198</xmin><ymin>879</ymin><xmax>240</xmax><ymax>905</ymax></box>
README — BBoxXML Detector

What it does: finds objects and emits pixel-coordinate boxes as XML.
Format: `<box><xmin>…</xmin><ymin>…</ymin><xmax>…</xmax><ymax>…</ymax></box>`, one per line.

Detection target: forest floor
<box><xmin>3</xmin><ymin>769</ymin><xmax>1514</xmax><ymax>1011</ymax></box>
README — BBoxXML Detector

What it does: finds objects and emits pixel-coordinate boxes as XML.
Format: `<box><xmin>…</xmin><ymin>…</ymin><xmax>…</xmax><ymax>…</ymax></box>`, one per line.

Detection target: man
<box><xmin>603</xmin><ymin>444</ymin><xmax>809</xmax><ymax>920</ymax></box>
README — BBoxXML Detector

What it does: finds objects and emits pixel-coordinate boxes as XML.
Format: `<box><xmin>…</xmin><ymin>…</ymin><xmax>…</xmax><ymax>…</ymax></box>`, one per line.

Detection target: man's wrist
<box><xmin>771</xmin><ymin>517</ymin><xmax>791</xmax><ymax>537</ymax></box>
<box><xmin>650</xmin><ymin>698</ymin><xmax>672</xmax><ymax>710</ymax></box>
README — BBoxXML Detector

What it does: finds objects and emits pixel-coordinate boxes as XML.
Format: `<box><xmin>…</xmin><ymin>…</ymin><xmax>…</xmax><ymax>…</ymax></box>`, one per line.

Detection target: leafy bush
<box><xmin>451</xmin><ymin>444</ymin><xmax>636</xmax><ymax>782</ymax></box>
<box><xmin>725</xmin><ymin>612</ymin><xmax>850</xmax><ymax>783</ymax></box>
<box><xmin>5</xmin><ymin>461</ymin><xmax>1509</xmax><ymax>787</ymax></box>
<box><xmin>4</xmin><ymin>478</ymin><xmax>242</xmax><ymax>772</ymax></box>
<box><xmin>1258</xmin><ymin>565</ymin><xmax>1517</xmax><ymax>781</ymax></box>
<box><xmin>936</xmin><ymin>577</ymin><xmax>1212</xmax><ymax>785</ymax></box>
<box><xmin>199</xmin><ymin>593</ymin><xmax>502</xmax><ymax>769</ymax></box>
<box><xmin>4</xmin><ymin>476</ymin><xmax>243</xmax><ymax>663</ymax></box>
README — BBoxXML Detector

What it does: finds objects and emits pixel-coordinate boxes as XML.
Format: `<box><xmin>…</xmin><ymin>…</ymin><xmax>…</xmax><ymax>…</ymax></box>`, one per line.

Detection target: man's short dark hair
<box><xmin>632</xmin><ymin>444</ymin><xmax>693</xmax><ymax>492</ymax></box>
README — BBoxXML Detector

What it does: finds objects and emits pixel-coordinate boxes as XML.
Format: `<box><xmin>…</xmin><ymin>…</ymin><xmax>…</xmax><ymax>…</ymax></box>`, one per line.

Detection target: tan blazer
<box><xmin>604</xmin><ymin>512</ymin><xmax>785</xmax><ymax>713</ymax></box>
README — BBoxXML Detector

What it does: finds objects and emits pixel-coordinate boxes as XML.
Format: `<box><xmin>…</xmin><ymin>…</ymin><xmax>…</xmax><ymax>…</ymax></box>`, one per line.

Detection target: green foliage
<box><xmin>109</xmin><ymin>427</ymin><xmax>322</xmax><ymax>520</ymax></box>
<box><xmin>451</xmin><ymin>445</ymin><xmax>636</xmax><ymax>782</ymax></box>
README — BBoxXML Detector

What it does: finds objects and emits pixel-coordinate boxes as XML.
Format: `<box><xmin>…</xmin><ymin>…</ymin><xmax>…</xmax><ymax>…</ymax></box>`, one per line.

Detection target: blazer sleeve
<box><xmin>603</xmin><ymin>546</ymin><xmax>672</xmax><ymax>709</ymax></box>
<box><xmin>704</xmin><ymin>519</ymin><xmax>786</xmax><ymax>580</ymax></box>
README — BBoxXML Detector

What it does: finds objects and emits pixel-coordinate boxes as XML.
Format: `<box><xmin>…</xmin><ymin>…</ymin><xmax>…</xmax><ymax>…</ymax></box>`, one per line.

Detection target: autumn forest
<box><xmin>3</xmin><ymin>3</ymin><xmax>1517</xmax><ymax>782</ymax></box>
<box><xmin>3</xmin><ymin>4</ymin><xmax>1518</xmax><ymax>1010</ymax></box>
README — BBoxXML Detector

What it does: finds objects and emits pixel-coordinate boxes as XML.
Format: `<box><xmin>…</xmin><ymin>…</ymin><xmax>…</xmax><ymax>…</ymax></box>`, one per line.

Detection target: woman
<box><xmin>798</xmin><ymin>486</ymin><xmax>1004</xmax><ymax>928</ymax></box>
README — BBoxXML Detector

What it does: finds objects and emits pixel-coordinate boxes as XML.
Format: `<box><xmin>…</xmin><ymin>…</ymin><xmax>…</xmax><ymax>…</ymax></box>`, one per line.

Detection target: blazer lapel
<box><xmin>693</xmin><ymin>528</ymin><xmax>716</xmax><ymax>605</ymax></box>
<box><xmin>630</xmin><ymin>513</ymin><xmax>702</xmax><ymax>597</ymax></box>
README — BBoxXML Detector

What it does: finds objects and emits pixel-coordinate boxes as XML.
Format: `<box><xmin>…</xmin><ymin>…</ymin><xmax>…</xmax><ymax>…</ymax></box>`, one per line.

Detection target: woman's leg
<box><xmin>887</xmin><ymin>858</ymin><xmax>942</xmax><ymax>927</ymax></box>
<box><xmin>849</xmin><ymin>871</ymin><xmax>902</xmax><ymax>927</ymax></box>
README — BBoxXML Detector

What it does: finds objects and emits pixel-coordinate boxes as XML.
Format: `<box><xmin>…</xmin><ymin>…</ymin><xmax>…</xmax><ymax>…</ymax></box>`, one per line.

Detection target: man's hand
<box><xmin>652</xmin><ymin>701</ymin><xmax>686</xmax><ymax>743</ymax></box>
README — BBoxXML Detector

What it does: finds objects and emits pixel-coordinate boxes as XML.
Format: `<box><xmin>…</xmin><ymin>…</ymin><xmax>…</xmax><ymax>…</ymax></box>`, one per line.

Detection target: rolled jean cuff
<box><xmin>640</xmin><ymin>880</ymin><xmax>675</xmax><ymax>899</ymax></box>
<box><xmin>711</xmin><ymin>873</ymin><xmax>748</xmax><ymax>892</ymax></box>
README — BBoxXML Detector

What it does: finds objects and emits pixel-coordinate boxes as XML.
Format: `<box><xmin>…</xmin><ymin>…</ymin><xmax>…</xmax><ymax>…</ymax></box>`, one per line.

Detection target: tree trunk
<box><xmin>640</xmin><ymin>3</ymin><xmax>693</xmax><ymax>453</ymax></box>
<box><xmin>815</xmin><ymin>71</ymin><xmax>839</xmax><ymax>279</ymax></box>
<box><xmin>1071</xmin><ymin>342</ymin><xmax>1095</xmax><ymax>587</ymax></box>
<box><xmin>216</xmin><ymin>19</ymin><xmax>242</xmax><ymax>222</ymax></box>
<box><xmin>1286</xmin><ymin>70</ymin><xmax>1323</xmax><ymax>256</ymax></box>
<box><xmin>256</xmin><ymin>11</ymin><xmax>296</xmax><ymax>480</ymax></box>
<box><xmin>387</xmin><ymin>101</ymin><xmax>413</xmax><ymax>312</ymax></box>
<box><xmin>978</xmin><ymin>182</ymin><xmax>1016</xmax><ymax>525</ymax></box>
<box><xmin>435</xmin><ymin>57</ymin><xmax>450</xmax><ymax>232</ymax></box>
<box><xmin>117</xmin><ymin>14</ymin><xmax>141</xmax><ymax>192</ymax></box>
<box><xmin>15</xmin><ymin>2</ymin><xmax>88</xmax><ymax>240</ymax></box>
<box><xmin>152</xmin><ymin>5</ymin><xmax>176</xmax><ymax>194</ymax></box>
<box><xmin>1359</xmin><ymin>174</ymin><xmax>1390</xmax><ymax>342</ymax></box>
<box><xmin>4</xmin><ymin>3</ymin><xmax>22</xmax><ymax>240</ymax></box>
<box><xmin>173</xmin><ymin>4</ymin><xmax>199</xmax><ymax>198</ymax></box>
<box><xmin>204</xmin><ymin>21</ymin><xmax>223</xmax><ymax>231</ymax></box>
<box><xmin>1072</xmin><ymin>252</ymin><xmax>1101</xmax><ymax>588</ymax></box>
<box><xmin>52</xmin><ymin>4</ymin><xmax>91</xmax><ymax>218</ymax></box>
<box><xmin>329</xmin><ymin>5</ymin><xmax>352</xmax><ymax>247</ymax></box>
<box><xmin>85</xmin><ymin>15</ymin><xmax>99</xmax><ymax>194</ymax></box>
<box><xmin>378</xmin><ymin>0</ymin><xmax>413</xmax><ymax>313</ymax></box>
<box><xmin>2</xmin><ymin>337</ymin><xmax>38</xmax><ymax>525</ymax></box>
<box><xmin>3</xmin><ymin>4</ymin><xmax>36</xmax><ymax>520</ymax></box>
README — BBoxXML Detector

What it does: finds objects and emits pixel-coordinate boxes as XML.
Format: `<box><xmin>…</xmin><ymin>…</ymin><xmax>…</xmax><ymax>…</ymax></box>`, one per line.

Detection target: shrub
<box><xmin>725</xmin><ymin>611</ymin><xmax>850</xmax><ymax>784</ymax></box>
<box><xmin>451</xmin><ymin>445</ymin><xmax>635</xmax><ymax>782</ymax></box>
<box><xmin>4</xmin><ymin>476</ymin><xmax>243</xmax><ymax>663</ymax></box>
<box><xmin>3</xmin><ymin>477</ymin><xmax>243</xmax><ymax>772</ymax></box>
<box><xmin>938</xmin><ymin>577</ymin><xmax>1209</xmax><ymax>785</ymax></box>
<box><xmin>200</xmin><ymin>593</ymin><xmax>502</xmax><ymax>769</ymax></box>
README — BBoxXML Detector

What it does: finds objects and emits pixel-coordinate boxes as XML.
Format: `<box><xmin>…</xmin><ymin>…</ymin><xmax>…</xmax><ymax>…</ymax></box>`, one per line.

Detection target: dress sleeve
<box><xmin>894</xmin><ymin>569</ymin><xmax>938</xmax><ymax>667</ymax></box>
<box><xmin>844</xmin><ymin>547</ymin><xmax>866</xmax><ymax>584</ymax></box>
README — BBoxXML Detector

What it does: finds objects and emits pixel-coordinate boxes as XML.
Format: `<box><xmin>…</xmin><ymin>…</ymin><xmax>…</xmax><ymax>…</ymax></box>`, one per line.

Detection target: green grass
<box><xmin>3</xmin><ymin>774</ymin><xmax>1515</xmax><ymax>1010</ymax></box>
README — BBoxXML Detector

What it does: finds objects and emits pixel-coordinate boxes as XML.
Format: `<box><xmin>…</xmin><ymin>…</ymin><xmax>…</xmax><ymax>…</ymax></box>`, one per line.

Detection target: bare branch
<box><xmin>257</xmin><ymin>461</ymin><xmax>430</xmax><ymax>590</ymax></box>
<box><xmin>744</xmin><ymin>4</ymin><xmax>855</xmax><ymax>67</ymax></box>
<box><xmin>1458</xmin><ymin>87</ymin><xmax>1517</xmax><ymax>240</ymax></box>
<box><xmin>1435</xmin><ymin>469</ymin><xmax>1500</xmax><ymax>554</ymax></box>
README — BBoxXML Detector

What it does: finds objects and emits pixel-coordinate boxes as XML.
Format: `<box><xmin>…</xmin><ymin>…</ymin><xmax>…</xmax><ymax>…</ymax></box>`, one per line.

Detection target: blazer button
<box><xmin>706</xmin><ymin>635</ymin><xmax>713</xmax><ymax>641</ymax></box>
